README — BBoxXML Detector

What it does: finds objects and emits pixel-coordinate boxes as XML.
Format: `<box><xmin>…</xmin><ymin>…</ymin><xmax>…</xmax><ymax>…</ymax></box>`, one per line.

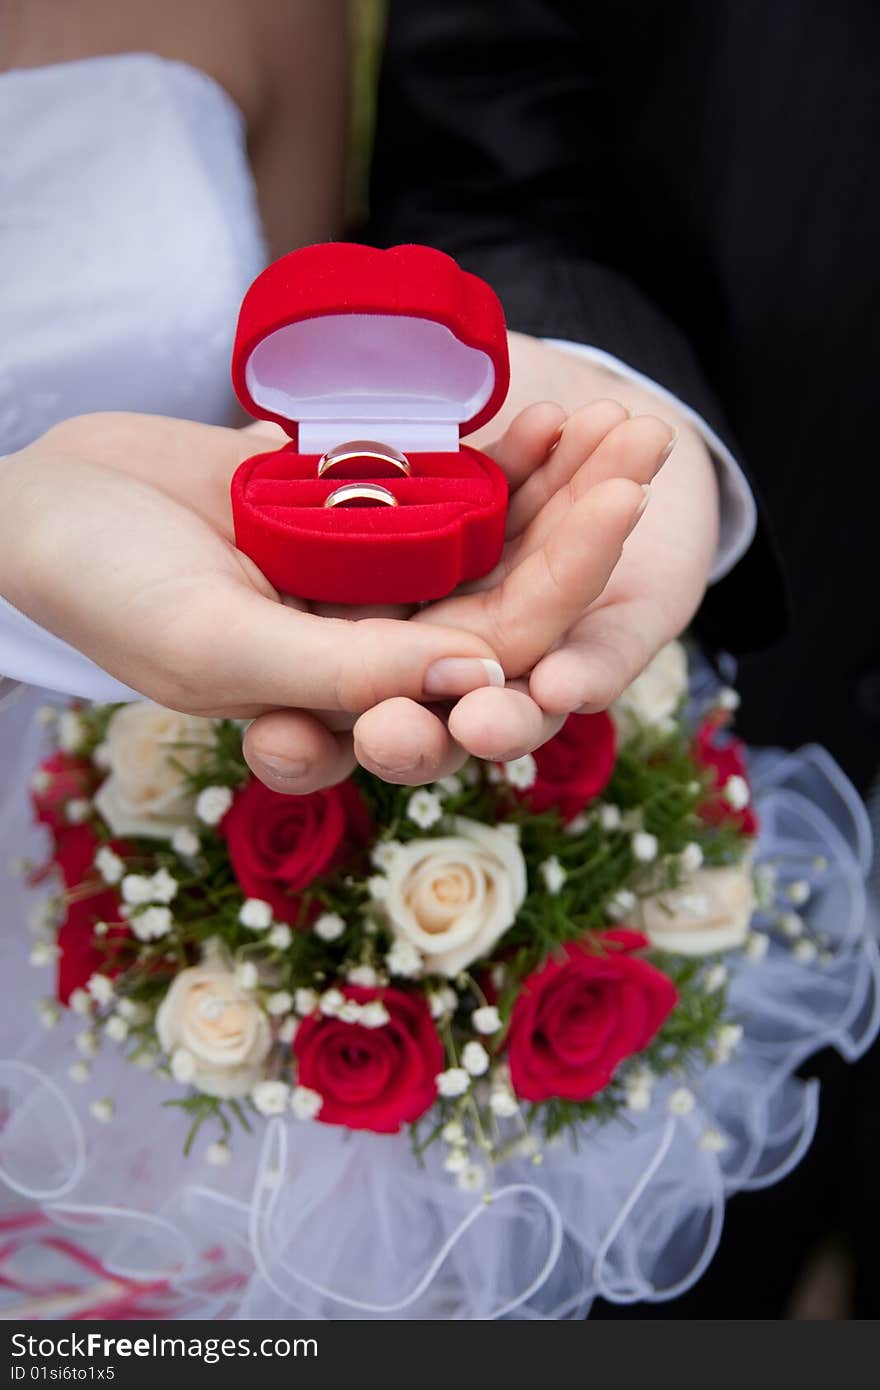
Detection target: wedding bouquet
<box><xmin>27</xmin><ymin>643</ymin><xmax>812</xmax><ymax>1188</ymax></box>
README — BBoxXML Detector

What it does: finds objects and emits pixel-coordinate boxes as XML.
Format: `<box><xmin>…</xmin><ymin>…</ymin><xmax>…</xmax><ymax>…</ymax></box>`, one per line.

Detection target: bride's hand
<box><xmin>0</xmin><ymin>414</ymin><xmax>506</xmax><ymax>740</ymax></box>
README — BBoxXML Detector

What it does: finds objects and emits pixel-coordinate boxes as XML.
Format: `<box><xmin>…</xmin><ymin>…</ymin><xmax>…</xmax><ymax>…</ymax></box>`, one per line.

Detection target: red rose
<box><xmin>52</xmin><ymin>824</ymin><xmax>131</xmax><ymax>1004</ymax></box>
<box><xmin>521</xmin><ymin>713</ymin><xmax>616</xmax><ymax>822</ymax></box>
<box><xmin>694</xmin><ymin>719</ymin><xmax>758</xmax><ymax>835</ymax></box>
<box><xmin>506</xmin><ymin>930</ymin><xmax>677</xmax><ymax>1102</ymax></box>
<box><xmin>222</xmin><ymin>778</ymin><xmax>371</xmax><ymax>924</ymax></box>
<box><xmin>294</xmin><ymin>985</ymin><xmax>443</xmax><ymax>1133</ymax></box>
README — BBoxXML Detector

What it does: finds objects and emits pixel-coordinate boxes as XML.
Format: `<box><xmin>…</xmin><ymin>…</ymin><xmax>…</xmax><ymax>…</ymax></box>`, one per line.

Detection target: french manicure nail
<box><xmin>422</xmin><ymin>657</ymin><xmax>506</xmax><ymax>698</ymax></box>
<box><xmin>659</xmin><ymin>430</ymin><xmax>678</xmax><ymax>463</ymax></box>
<box><xmin>628</xmin><ymin>484</ymin><xmax>651</xmax><ymax>534</ymax></box>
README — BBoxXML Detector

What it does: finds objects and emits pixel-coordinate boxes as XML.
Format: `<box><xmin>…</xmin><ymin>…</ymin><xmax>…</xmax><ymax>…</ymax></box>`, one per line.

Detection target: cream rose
<box><xmin>379</xmin><ymin>818</ymin><xmax>527</xmax><ymax>978</ymax></box>
<box><xmin>94</xmin><ymin>703</ymin><xmax>215</xmax><ymax>840</ymax></box>
<box><xmin>156</xmin><ymin>964</ymin><xmax>271</xmax><ymax>1098</ymax></box>
<box><xmin>612</xmin><ymin>640</ymin><xmax>688</xmax><ymax>742</ymax></box>
<box><xmin>636</xmin><ymin>862</ymin><xmax>755</xmax><ymax>955</ymax></box>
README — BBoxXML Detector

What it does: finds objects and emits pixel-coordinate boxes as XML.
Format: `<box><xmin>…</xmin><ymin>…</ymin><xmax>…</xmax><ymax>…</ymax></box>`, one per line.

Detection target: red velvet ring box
<box><xmin>230</xmin><ymin>242</ymin><xmax>510</xmax><ymax>605</ymax></box>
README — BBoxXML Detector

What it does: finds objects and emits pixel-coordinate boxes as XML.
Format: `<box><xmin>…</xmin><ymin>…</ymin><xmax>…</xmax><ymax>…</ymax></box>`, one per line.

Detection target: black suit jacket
<box><xmin>370</xmin><ymin>0</ymin><xmax>880</xmax><ymax>790</ymax></box>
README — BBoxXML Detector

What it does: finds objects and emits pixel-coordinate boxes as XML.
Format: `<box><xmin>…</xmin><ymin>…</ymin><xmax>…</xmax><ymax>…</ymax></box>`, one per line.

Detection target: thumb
<box><xmin>191</xmin><ymin>583</ymin><xmax>506</xmax><ymax>716</ymax></box>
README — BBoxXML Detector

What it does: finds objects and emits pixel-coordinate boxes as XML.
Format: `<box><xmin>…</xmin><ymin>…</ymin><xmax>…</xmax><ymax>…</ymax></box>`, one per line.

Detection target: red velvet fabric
<box><xmin>231</xmin><ymin>244</ymin><xmax>510</xmax><ymax>604</ymax></box>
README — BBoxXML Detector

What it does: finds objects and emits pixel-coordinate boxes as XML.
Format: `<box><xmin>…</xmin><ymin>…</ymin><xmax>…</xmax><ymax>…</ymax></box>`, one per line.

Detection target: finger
<box><xmin>505</xmin><ymin>399</ymin><xmax>629</xmax><ymax>537</ymax></box>
<box><xmin>482</xmin><ymin>401</ymin><xmax>567</xmax><ymax>492</ymax></box>
<box><xmin>528</xmin><ymin>596</ymin><xmax>670</xmax><ymax>715</ymax></box>
<box><xmin>507</xmin><ymin>414</ymin><xmax>676</xmax><ymax>564</ymax></box>
<box><xmin>353</xmin><ymin>698</ymin><xmax>469</xmax><ymax>785</ymax></box>
<box><xmin>448</xmin><ymin>685</ymin><xmax>565</xmax><ymax>762</ymax></box>
<box><xmin>187</xmin><ymin>584</ymin><xmax>507</xmax><ymax>715</ymax></box>
<box><xmin>243</xmin><ymin>709</ymin><xmax>356</xmax><ymax>793</ymax></box>
<box><xmin>418</xmin><ymin>477</ymin><xmax>647</xmax><ymax>678</ymax></box>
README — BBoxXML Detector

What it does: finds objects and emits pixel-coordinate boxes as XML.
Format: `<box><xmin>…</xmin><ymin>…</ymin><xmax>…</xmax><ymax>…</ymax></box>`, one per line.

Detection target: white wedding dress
<box><xmin>0</xmin><ymin>53</ymin><xmax>876</xmax><ymax>1322</ymax></box>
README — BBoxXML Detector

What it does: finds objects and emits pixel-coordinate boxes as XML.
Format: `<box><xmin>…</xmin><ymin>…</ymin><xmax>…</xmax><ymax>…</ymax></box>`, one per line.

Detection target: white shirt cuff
<box><xmin>0</xmin><ymin>595</ymin><xmax>138</xmax><ymax>703</ymax></box>
<box><xmin>542</xmin><ymin>339</ymin><xmax>757</xmax><ymax>582</ymax></box>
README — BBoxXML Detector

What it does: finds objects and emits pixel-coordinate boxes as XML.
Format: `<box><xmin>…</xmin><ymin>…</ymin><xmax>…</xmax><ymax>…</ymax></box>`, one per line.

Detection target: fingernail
<box><xmin>422</xmin><ymin>657</ymin><xmax>506</xmax><ymax>698</ymax></box>
<box><xmin>252</xmin><ymin>754</ymin><xmax>311</xmax><ymax>782</ymax></box>
<box><xmin>628</xmin><ymin>484</ymin><xmax>651</xmax><ymax>534</ymax></box>
<box><xmin>659</xmin><ymin>430</ymin><xmax>678</xmax><ymax>463</ymax></box>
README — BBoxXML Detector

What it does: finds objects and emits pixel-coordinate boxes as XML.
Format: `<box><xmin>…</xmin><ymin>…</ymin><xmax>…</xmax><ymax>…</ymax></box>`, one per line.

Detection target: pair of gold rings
<box><xmin>318</xmin><ymin>440</ymin><xmax>410</xmax><ymax>509</ymax></box>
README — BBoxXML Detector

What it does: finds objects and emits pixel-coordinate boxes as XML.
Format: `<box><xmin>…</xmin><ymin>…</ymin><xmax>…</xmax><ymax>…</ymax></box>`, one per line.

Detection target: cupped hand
<box><xmin>245</xmin><ymin>398</ymin><xmax>683</xmax><ymax>789</ymax></box>
<box><xmin>0</xmin><ymin>413</ymin><xmax>505</xmax><ymax>723</ymax></box>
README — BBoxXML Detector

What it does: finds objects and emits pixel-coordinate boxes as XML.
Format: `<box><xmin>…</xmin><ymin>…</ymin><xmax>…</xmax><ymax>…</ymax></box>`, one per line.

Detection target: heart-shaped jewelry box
<box><xmin>230</xmin><ymin>242</ymin><xmax>510</xmax><ymax>604</ymax></box>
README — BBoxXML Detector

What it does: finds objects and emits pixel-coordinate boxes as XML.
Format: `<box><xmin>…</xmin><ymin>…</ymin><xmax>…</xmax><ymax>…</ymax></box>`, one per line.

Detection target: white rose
<box><xmin>156</xmin><ymin>965</ymin><xmax>271</xmax><ymax>1098</ymax></box>
<box><xmin>636</xmin><ymin>862</ymin><xmax>755</xmax><ymax>956</ymax></box>
<box><xmin>612</xmin><ymin>641</ymin><xmax>688</xmax><ymax>742</ymax></box>
<box><xmin>94</xmin><ymin>703</ymin><xmax>215</xmax><ymax>840</ymax></box>
<box><xmin>379</xmin><ymin>817</ymin><xmax>527</xmax><ymax>978</ymax></box>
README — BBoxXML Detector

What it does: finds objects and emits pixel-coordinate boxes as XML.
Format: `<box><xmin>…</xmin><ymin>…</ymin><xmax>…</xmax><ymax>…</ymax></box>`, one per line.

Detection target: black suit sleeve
<box><xmin>368</xmin><ymin>0</ymin><xmax>787</xmax><ymax>650</ymax></box>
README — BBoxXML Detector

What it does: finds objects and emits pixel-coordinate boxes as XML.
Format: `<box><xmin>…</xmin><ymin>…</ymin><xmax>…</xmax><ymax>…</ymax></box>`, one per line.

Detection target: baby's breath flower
<box><xmin>294</xmin><ymin>988</ymin><xmax>318</xmax><ymax>1016</ymax></box>
<box><xmin>723</xmin><ymin>775</ymin><xmax>750</xmax><ymax>811</ymax></box>
<box><xmin>195</xmin><ymin>785</ymin><xmax>233</xmax><ymax>826</ymax></box>
<box><xmin>267</xmin><ymin>923</ymin><xmax>293</xmax><ymax>950</ymax></box>
<box><xmin>462</xmin><ymin>1041</ymin><xmax>490</xmax><ymax>1076</ymax></box>
<box><xmin>58</xmin><ymin>711</ymin><xmax>85</xmax><ymax>753</ymax></box>
<box><xmin>121</xmin><ymin>874</ymin><xmax>153</xmax><ymax>907</ymax></box>
<box><xmin>436</xmin><ymin>1067</ymin><xmax>470</xmax><ymax>1098</ymax></box>
<box><xmin>36</xmin><ymin>998</ymin><xmax>61</xmax><ymax>1029</ymax></box>
<box><xmin>29</xmin><ymin>940</ymin><xmax>58</xmax><ymax>967</ymax></box>
<box><xmin>76</xmin><ymin>1030</ymin><xmax>99</xmax><ymax>1057</ymax></box>
<box><xmin>444</xmin><ymin>1149</ymin><xmax>469</xmax><ymax>1174</ymax></box>
<box><xmin>65</xmin><ymin>798</ymin><xmax>91</xmax><ymax>825</ymax></box>
<box><xmin>171</xmin><ymin>826</ymin><xmax>200</xmax><ymax>858</ymax></box>
<box><xmin>346</xmin><ymin>964</ymin><xmax>379</xmax><ymax>988</ymax></box>
<box><xmin>266</xmin><ymin>990</ymin><xmax>293</xmax><ymax>1017</ymax></box>
<box><xmin>149</xmin><ymin>868</ymin><xmax>178</xmax><ymax>904</ymax></box>
<box><xmin>779</xmin><ymin>911</ymin><xmax>804</xmax><ymax>939</ymax></box>
<box><xmin>606</xmin><ymin>888</ymin><xmax>637</xmax><ymax>922</ymax></box>
<box><xmin>314</xmin><ymin>912</ymin><xmax>345</xmax><ymax>943</ymax></box>
<box><xmin>132</xmin><ymin>906</ymin><xmax>173</xmax><ymax>942</ymax></box>
<box><xmin>95</xmin><ymin>846</ymin><xmax>125</xmax><ymax>885</ymax></box>
<box><xmin>359</xmin><ymin>1001</ymin><xmax>390</xmax><ymax>1029</ymax></box>
<box><xmin>540</xmin><ymin>856</ymin><xmax>567</xmax><ymax>895</ymax></box>
<box><xmin>105</xmin><ymin>1015</ymin><xmax>129</xmax><ymax>1043</ymax></box>
<box><xmin>680</xmin><ymin>842</ymin><xmax>704</xmax><ymax>873</ymax></box>
<box><xmin>703</xmin><ymin>964</ymin><xmax>728</xmax><ymax>993</ymax></box>
<box><xmin>89</xmin><ymin>1098</ymin><xmax>115</xmax><ymax>1124</ymax></box>
<box><xmin>69</xmin><ymin>988</ymin><xmax>91</xmax><ymax>1016</ymax></box>
<box><xmin>252</xmin><ymin>1080</ymin><xmax>291</xmax><ymax>1116</ymax></box>
<box><xmin>441</xmin><ymin>1120</ymin><xmax>465</xmax><ymax>1145</ymax></box>
<box><xmin>503</xmin><ymin>754</ymin><xmax>537</xmax><ymax>790</ymax></box>
<box><xmin>239</xmin><ymin>898</ymin><xmax>273</xmax><ymax>931</ymax></box>
<box><xmin>291</xmin><ymin>1085</ymin><xmax>323</xmax><ymax>1120</ymax></box>
<box><xmin>472</xmin><ymin>1005</ymin><xmax>501</xmax><ymax>1035</ymax></box>
<box><xmin>433</xmin><ymin>774</ymin><xmax>463</xmax><ymax>799</ymax></box>
<box><xmin>277</xmin><ymin>1016</ymin><xmax>298</xmax><ymax>1044</ymax></box>
<box><xmin>407</xmin><ymin>789</ymin><xmax>443</xmax><ymax>830</ymax></box>
<box><xmin>206</xmin><ymin>1141</ymin><xmax>232</xmax><ymax>1167</ymax></box>
<box><xmin>668</xmin><ymin>1086</ymin><xmax>696</xmax><ymax>1116</ymax></box>
<box><xmin>786</xmin><ymin>879</ymin><xmax>811</xmax><ymax>906</ymax></box>
<box><xmin>456</xmin><ymin>1164</ymin><xmax>485</xmax><ymax>1193</ymax></box>
<box><xmin>319</xmin><ymin>988</ymin><xmax>345</xmax><ymax>1017</ymax></box>
<box><xmin>87</xmin><ymin>973</ymin><xmax>114</xmax><ymax>1006</ymax></box>
<box><xmin>632</xmin><ymin>832</ymin><xmax>659</xmax><ymax>863</ymax></box>
<box><xmin>429</xmin><ymin>986</ymin><xmax>458</xmax><ymax>1020</ymax></box>
<box><xmin>386</xmin><ymin>939</ymin><xmax>422</xmax><ymax>979</ymax></box>
<box><xmin>371</xmin><ymin>840</ymin><xmax>402</xmax><ymax>872</ymax></box>
<box><xmin>68</xmin><ymin>1061</ymin><xmax>91</xmax><ymax>1084</ymax></box>
<box><xmin>489</xmin><ymin>1088</ymin><xmax>518</xmax><ymax>1118</ymax></box>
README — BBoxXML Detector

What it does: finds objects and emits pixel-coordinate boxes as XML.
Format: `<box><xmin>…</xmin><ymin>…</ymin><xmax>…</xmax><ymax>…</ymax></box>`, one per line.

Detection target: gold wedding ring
<box><xmin>317</xmin><ymin>440</ymin><xmax>411</xmax><ymax>480</ymax></box>
<box><xmin>324</xmin><ymin>482</ymin><xmax>399</xmax><ymax>509</ymax></box>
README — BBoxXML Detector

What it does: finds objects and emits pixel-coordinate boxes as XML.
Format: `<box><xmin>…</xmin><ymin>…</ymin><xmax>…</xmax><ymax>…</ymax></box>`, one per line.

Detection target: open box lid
<box><xmin>231</xmin><ymin>243</ymin><xmax>510</xmax><ymax>453</ymax></box>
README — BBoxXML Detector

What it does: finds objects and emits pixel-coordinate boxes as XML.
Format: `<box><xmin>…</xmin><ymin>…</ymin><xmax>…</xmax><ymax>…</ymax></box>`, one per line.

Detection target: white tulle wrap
<box><xmin>0</xmin><ymin>694</ymin><xmax>876</xmax><ymax>1319</ymax></box>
